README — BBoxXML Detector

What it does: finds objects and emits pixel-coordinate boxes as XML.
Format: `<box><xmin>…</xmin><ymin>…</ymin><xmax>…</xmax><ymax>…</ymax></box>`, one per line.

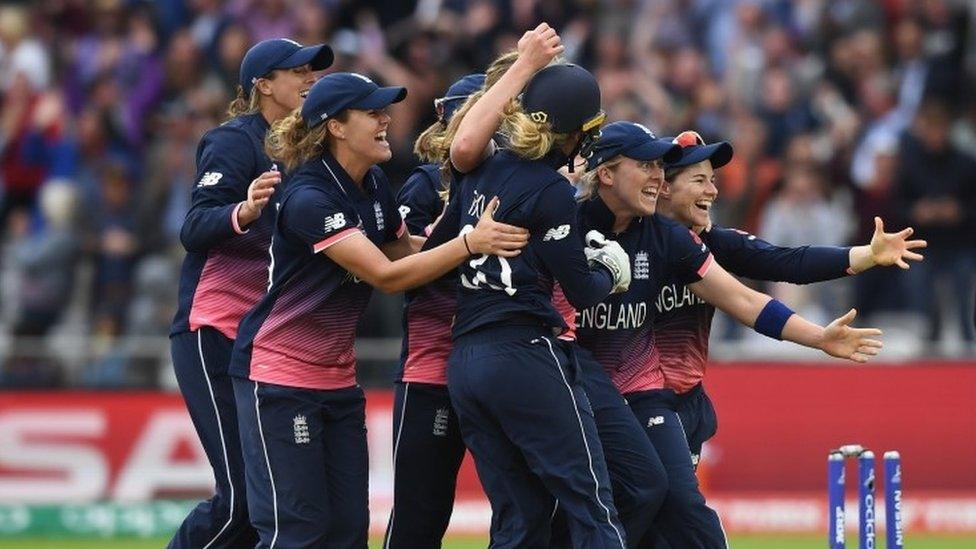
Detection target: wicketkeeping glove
<box><xmin>584</xmin><ymin>230</ymin><xmax>631</xmax><ymax>293</ymax></box>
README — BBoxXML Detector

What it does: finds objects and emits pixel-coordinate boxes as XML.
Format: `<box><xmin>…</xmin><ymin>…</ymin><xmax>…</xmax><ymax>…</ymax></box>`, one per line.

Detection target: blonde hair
<box><xmin>500</xmin><ymin>99</ymin><xmax>575</xmax><ymax>160</ymax></box>
<box><xmin>576</xmin><ymin>157</ymin><xmax>623</xmax><ymax>201</ymax></box>
<box><xmin>265</xmin><ymin>110</ymin><xmax>333</xmax><ymax>171</ymax></box>
<box><xmin>226</xmin><ymin>85</ymin><xmax>262</xmax><ymax>119</ymax></box>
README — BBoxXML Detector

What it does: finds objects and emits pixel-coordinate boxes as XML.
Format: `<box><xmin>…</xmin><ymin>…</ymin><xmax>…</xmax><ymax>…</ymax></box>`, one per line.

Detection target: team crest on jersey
<box><xmin>293</xmin><ymin>415</ymin><xmax>310</xmax><ymax>444</ymax></box>
<box><xmin>543</xmin><ymin>224</ymin><xmax>571</xmax><ymax>241</ymax></box>
<box><xmin>633</xmin><ymin>251</ymin><xmax>649</xmax><ymax>279</ymax></box>
<box><xmin>433</xmin><ymin>407</ymin><xmax>450</xmax><ymax>437</ymax></box>
<box><xmin>374</xmin><ymin>202</ymin><xmax>385</xmax><ymax>231</ymax></box>
<box><xmin>324</xmin><ymin>213</ymin><xmax>347</xmax><ymax>233</ymax></box>
<box><xmin>197</xmin><ymin>172</ymin><xmax>223</xmax><ymax>187</ymax></box>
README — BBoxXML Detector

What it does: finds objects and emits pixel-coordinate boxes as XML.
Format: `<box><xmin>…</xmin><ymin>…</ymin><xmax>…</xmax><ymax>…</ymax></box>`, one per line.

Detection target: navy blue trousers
<box><xmin>551</xmin><ymin>346</ymin><xmax>668</xmax><ymax>548</ymax></box>
<box><xmin>234</xmin><ymin>378</ymin><xmax>369</xmax><ymax>548</ymax></box>
<box><xmin>169</xmin><ymin>328</ymin><xmax>256</xmax><ymax>549</ymax></box>
<box><xmin>448</xmin><ymin>326</ymin><xmax>626</xmax><ymax>549</ymax></box>
<box><xmin>628</xmin><ymin>389</ymin><xmax>727</xmax><ymax>549</ymax></box>
<box><xmin>383</xmin><ymin>382</ymin><xmax>466</xmax><ymax>548</ymax></box>
<box><xmin>673</xmin><ymin>384</ymin><xmax>718</xmax><ymax>469</ymax></box>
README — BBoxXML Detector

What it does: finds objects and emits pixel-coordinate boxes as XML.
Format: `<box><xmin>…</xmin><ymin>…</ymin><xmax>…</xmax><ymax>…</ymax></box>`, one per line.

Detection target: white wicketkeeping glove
<box><xmin>584</xmin><ymin>230</ymin><xmax>631</xmax><ymax>293</ymax></box>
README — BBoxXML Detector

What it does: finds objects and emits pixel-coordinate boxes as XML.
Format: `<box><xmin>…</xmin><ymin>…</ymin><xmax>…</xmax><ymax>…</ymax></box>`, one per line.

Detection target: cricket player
<box><xmin>169</xmin><ymin>37</ymin><xmax>332</xmax><ymax>549</ymax></box>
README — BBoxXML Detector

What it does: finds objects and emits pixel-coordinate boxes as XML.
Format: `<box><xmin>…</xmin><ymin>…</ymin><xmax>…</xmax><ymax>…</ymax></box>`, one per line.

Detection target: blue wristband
<box><xmin>754</xmin><ymin>299</ymin><xmax>794</xmax><ymax>340</ymax></box>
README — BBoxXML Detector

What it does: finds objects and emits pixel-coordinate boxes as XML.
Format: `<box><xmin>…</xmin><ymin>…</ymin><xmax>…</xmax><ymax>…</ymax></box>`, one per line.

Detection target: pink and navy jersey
<box><xmin>440</xmin><ymin>150</ymin><xmax>615</xmax><ymax>337</ymax></box>
<box><xmin>230</xmin><ymin>152</ymin><xmax>405</xmax><ymax>390</ymax></box>
<box><xmin>574</xmin><ymin>196</ymin><xmax>712</xmax><ymax>395</ymax></box>
<box><xmin>654</xmin><ymin>226</ymin><xmax>851</xmax><ymax>393</ymax></box>
<box><xmin>171</xmin><ymin>113</ymin><xmax>278</xmax><ymax>340</ymax></box>
<box><xmin>395</xmin><ymin>164</ymin><xmax>456</xmax><ymax>385</ymax></box>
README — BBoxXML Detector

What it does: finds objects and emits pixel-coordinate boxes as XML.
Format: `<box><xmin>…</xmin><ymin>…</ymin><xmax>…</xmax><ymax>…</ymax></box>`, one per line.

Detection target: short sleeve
<box><xmin>281</xmin><ymin>186</ymin><xmax>362</xmax><ymax>254</ymax></box>
<box><xmin>665</xmin><ymin>223</ymin><xmax>713</xmax><ymax>285</ymax></box>
<box><xmin>396</xmin><ymin>167</ymin><xmax>442</xmax><ymax>236</ymax></box>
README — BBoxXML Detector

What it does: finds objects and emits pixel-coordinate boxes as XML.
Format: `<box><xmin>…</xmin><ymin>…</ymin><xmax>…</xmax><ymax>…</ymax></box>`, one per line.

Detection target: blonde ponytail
<box><xmin>226</xmin><ymin>85</ymin><xmax>261</xmax><ymax>119</ymax></box>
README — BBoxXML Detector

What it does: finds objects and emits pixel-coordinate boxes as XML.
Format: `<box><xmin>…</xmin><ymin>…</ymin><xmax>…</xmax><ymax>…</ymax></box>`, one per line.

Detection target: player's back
<box><xmin>452</xmin><ymin>150</ymin><xmax>588</xmax><ymax>337</ymax></box>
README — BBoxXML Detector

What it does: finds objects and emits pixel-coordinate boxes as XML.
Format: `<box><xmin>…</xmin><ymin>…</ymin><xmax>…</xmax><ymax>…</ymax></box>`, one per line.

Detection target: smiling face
<box><xmin>256</xmin><ymin>64</ymin><xmax>318</xmax><ymax>119</ymax></box>
<box><xmin>329</xmin><ymin>108</ymin><xmax>393</xmax><ymax>165</ymax></box>
<box><xmin>662</xmin><ymin>159</ymin><xmax>718</xmax><ymax>228</ymax></box>
<box><xmin>599</xmin><ymin>156</ymin><xmax>665</xmax><ymax>218</ymax></box>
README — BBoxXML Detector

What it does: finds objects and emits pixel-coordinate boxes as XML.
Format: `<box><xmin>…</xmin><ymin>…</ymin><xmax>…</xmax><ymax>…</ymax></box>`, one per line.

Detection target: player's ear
<box><xmin>327</xmin><ymin>118</ymin><xmax>345</xmax><ymax>140</ymax></box>
<box><xmin>659</xmin><ymin>179</ymin><xmax>672</xmax><ymax>198</ymax></box>
<box><xmin>597</xmin><ymin>162</ymin><xmax>614</xmax><ymax>187</ymax></box>
<box><xmin>254</xmin><ymin>77</ymin><xmax>274</xmax><ymax>97</ymax></box>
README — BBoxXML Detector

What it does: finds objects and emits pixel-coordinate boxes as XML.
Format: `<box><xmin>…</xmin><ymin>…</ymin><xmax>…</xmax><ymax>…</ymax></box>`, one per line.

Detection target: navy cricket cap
<box><xmin>239</xmin><ymin>38</ymin><xmax>334</xmax><ymax>95</ymax></box>
<box><xmin>301</xmin><ymin>72</ymin><xmax>407</xmax><ymax>128</ymax></box>
<box><xmin>586</xmin><ymin>121</ymin><xmax>682</xmax><ymax>170</ymax></box>
<box><xmin>665</xmin><ymin>130</ymin><xmax>734</xmax><ymax>169</ymax></box>
<box><xmin>435</xmin><ymin>73</ymin><xmax>485</xmax><ymax>121</ymax></box>
<box><xmin>521</xmin><ymin>64</ymin><xmax>605</xmax><ymax>134</ymax></box>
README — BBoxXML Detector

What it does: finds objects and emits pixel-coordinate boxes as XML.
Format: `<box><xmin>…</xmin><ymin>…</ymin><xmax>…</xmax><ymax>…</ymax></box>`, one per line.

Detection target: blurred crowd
<box><xmin>0</xmin><ymin>0</ymin><xmax>973</xmax><ymax>387</ymax></box>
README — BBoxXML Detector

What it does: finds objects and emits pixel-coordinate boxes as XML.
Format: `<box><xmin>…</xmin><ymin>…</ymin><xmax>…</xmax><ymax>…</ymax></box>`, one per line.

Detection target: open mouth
<box><xmin>299</xmin><ymin>89</ymin><xmax>309</xmax><ymax>98</ymax></box>
<box><xmin>375</xmin><ymin>131</ymin><xmax>388</xmax><ymax>144</ymax></box>
<box><xmin>694</xmin><ymin>200</ymin><xmax>712</xmax><ymax>212</ymax></box>
<box><xmin>641</xmin><ymin>187</ymin><xmax>658</xmax><ymax>200</ymax></box>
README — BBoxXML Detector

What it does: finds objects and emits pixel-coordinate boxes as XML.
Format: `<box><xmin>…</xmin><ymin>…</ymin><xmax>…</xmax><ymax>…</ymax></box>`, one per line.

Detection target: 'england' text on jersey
<box><xmin>655</xmin><ymin>283</ymin><xmax>706</xmax><ymax>313</ymax></box>
<box><xmin>577</xmin><ymin>301</ymin><xmax>647</xmax><ymax>330</ymax></box>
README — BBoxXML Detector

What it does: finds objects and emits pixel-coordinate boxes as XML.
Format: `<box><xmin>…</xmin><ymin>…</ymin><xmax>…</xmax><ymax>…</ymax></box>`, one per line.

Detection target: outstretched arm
<box><xmin>326</xmin><ymin>197</ymin><xmax>528</xmax><ymax>293</ymax></box>
<box><xmin>706</xmin><ymin>216</ymin><xmax>925</xmax><ymax>284</ymax></box>
<box><xmin>450</xmin><ymin>23</ymin><xmax>563</xmax><ymax>173</ymax></box>
<box><xmin>688</xmin><ymin>261</ymin><xmax>883</xmax><ymax>363</ymax></box>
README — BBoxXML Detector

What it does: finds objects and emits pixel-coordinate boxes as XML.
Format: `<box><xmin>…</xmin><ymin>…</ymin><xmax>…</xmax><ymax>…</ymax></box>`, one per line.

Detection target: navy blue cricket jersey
<box><xmin>395</xmin><ymin>164</ymin><xmax>458</xmax><ymax>385</ymax></box>
<box><xmin>172</xmin><ymin>113</ymin><xmax>278</xmax><ymax>339</ymax></box>
<box><xmin>574</xmin><ymin>196</ymin><xmax>712</xmax><ymax>394</ymax></box>
<box><xmin>654</xmin><ymin>226</ymin><xmax>851</xmax><ymax>392</ymax></box>
<box><xmin>445</xmin><ymin>150</ymin><xmax>614</xmax><ymax>337</ymax></box>
<box><xmin>229</xmin><ymin>151</ymin><xmax>405</xmax><ymax>390</ymax></box>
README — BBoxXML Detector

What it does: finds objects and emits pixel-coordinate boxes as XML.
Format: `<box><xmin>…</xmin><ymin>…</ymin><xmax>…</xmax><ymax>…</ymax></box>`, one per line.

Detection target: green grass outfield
<box><xmin>1</xmin><ymin>536</ymin><xmax>975</xmax><ymax>548</ymax></box>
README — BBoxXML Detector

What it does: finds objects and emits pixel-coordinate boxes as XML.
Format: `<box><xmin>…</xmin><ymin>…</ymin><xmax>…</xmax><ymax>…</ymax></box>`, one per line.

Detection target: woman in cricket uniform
<box><xmin>574</xmin><ymin>123</ymin><xmax>887</xmax><ymax>548</ymax></box>
<box><xmin>168</xmin><ymin>38</ymin><xmax>332</xmax><ymax>549</ymax></box>
<box><xmin>642</xmin><ymin>130</ymin><xmax>925</xmax><ymax>545</ymax></box>
<box><xmin>384</xmin><ymin>72</ymin><xmax>484</xmax><ymax>548</ymax></box>
<box><xmin>437</xmin><ymin>63</ymin><xmax>638</xmax><ymax>549</ymax></box>
<box><xmin>228</xmin><ymin>71</ymin><xmax>528</xmax><ymax>548</ymax></box>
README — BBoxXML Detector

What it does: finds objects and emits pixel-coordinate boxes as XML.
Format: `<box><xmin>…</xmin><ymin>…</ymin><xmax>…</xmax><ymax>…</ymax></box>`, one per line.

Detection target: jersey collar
<box><xmin>319</xmin><ymin>150</ymin><xmax>377</xmax><ymax>201</ymax></box>
<box><xmin>579</xmin><ymin>194</ymin><xmax>642</xmax><ymax>237</ymax></box>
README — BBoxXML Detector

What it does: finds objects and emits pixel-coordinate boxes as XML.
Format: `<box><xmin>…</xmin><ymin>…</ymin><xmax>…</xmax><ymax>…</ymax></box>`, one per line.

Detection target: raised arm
<box><xmin>450</xmin><ymin>23</ymin><xmax>563</xmax><ymax>173</ymax></box>
<box><xmin>688</xmin><ymin>261</ymin><xmax>883</xmax><ymax>363</ymax></box>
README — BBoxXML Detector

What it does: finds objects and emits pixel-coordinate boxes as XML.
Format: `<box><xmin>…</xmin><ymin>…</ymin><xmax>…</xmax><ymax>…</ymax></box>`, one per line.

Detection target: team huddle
<box><xmin>168</xmin><ymin>23</ymin><xmax>925</xmax><ymax>549</ymax></box>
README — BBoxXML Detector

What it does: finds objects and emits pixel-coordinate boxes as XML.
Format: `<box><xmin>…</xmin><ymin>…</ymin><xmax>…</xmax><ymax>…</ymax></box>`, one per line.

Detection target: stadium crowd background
<box><xmin>0</xmin><ymin>0</ymin><xmax>973</xmax><ymax>388</ymax></box>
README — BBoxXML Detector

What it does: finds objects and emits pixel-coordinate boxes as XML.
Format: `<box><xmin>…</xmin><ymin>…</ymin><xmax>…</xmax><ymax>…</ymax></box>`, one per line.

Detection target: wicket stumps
<box><xmin>827</xmin><ymin>445</ymin><xmax>904</xmax><ymax>549</ymax></box>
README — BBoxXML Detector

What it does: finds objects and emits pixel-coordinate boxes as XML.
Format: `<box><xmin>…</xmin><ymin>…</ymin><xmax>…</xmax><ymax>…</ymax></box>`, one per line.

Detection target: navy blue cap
<box><xmin>301</xmin><ymin>72</ymin><xmax>407</xmax><ymax>127</ymax></box>
<box><xmin>665</xmin><ymin>130</ymin><xmax>734</xmax><ymax>169</ymax></box>
<box><xmin>521</xmin><ymin>64</ymin><xmax>605</xmax><ymax>134</ymax></box>
<box><xmin>586</xmin><ymin>121</ymin><xmax>682</xmax><ymax>170</ymax></box>
<box><xmin>435</xmin><ymin>73</ymin><xmax>485</xmax><ymax>121</ymax></box>
<box><xmin>239</xmin><ymin>38</ymin><xmax>334</xmax><ymax>94</ymax></box>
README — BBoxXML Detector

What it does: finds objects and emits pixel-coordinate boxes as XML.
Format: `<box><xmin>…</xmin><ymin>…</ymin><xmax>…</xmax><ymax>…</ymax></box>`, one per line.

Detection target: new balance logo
<box><xmin>433</xmin><ymin>407</ymin><xmax>450</xmax><ymax>437</ymax></box>
<box><xmin>293</xmin><ymin>415</ymin><xmax>310</xmax><ymax>444</ymax></box>
<box><xmin>323</xmin><ymin>213</ymin><xmax>347</xmax><ymax>233</ymax></box>
<box><xmin>647</xmin><ymin>416</ymin><xmax>665</xmax><ymax>427</ymax></box>
<box><xmin>543</xmin><ymin>224</ymin><xmax>570</xmax><ymax>241</ymax></box>
<box><xmin>197</xmin><ymin>172</ymin><xmax>223</xmax><ymax>187</ymax></box>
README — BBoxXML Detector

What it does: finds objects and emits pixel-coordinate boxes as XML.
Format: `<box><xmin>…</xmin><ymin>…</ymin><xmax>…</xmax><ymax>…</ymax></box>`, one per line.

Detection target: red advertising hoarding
<box><xmin>1</xmin><ymin>361</ymin><xmax>974</xmax><ymax>534</ymax></box>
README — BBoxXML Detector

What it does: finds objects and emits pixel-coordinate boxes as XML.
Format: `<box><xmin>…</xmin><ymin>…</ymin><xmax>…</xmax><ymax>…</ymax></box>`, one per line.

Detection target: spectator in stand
<box><xmin>897</xmin><ymin>97</ymin><xmax>976</xmax><ymax>345</ymax></box>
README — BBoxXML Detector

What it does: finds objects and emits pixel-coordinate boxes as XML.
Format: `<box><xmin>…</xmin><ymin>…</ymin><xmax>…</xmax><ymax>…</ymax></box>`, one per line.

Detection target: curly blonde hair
<box><xmin>264</xmin><ymin>110</ymin><xmax>347</xmax><ymax>172</ymax></box>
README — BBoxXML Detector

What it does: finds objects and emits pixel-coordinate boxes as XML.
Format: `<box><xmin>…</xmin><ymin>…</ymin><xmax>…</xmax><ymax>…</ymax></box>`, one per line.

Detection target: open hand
<box><xmin>870</xmin><ymin>216</ymin><xmax>926</xmax><ymax>269</ymax></box>
<box><xmin>820</xmin><ymin>309</ymin><xmax>884</xmax><ymax>363</ymax></box>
